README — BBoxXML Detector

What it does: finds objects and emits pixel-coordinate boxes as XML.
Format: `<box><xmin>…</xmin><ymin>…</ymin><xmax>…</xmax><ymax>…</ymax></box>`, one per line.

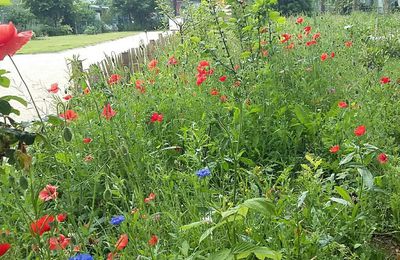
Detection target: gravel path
<box><xmin>1</xmin><ymin>31</ymin><xmax>165</xmax><ymax>122</ymax></box>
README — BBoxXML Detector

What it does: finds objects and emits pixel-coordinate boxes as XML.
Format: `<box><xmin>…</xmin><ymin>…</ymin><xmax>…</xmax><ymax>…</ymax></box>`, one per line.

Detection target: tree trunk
<box><xmin>377</xmin><ymin>0</ymin><xmax>384</xmax><ymax>13</ymax></box>
<box><xmin>383</xmin><ymin>0</ymin><xmax>390</xmax><ymax>12</ymax></box>
<box><xmin>352</xmin><ymin>0</ymin><xmax>359</xmax><ymax>11</ymax></box>
<box><xmin>320</xmin><ymin>0</ymin><xmax>326</xmax><ymax>12</ymax></box>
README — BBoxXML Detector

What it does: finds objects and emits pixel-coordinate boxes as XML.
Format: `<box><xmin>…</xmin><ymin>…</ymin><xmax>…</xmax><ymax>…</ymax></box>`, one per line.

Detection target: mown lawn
<box><xmin>17</xmin><ymin>32</ymin><xmax>139</xmax><ymax>54</ymax></box>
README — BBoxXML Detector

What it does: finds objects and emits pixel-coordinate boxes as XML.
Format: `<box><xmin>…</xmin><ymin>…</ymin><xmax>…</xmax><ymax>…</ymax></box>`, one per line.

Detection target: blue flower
<box><xmin>196</xmin><ymin>167</ymin><xmax>211</xmax><ymax>178</ymax></box>
<box><xmin>69</xmin><ymin>253</ymin><xmax>93</xmax><ymax>260</ymax></box>
<box><xmin>110</xmin><ymin>215</ymin><xmax>125</xmax><ymax>225</ymax></box>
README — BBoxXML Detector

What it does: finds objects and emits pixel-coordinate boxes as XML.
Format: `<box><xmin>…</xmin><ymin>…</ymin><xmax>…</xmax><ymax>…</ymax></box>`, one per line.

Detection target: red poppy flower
<box><xmin>329</xmin><ymin>145</ymin><xmax>340</xmax><ymax>154</ymax></box>
<box><xmin>338</xmin><ymin>101</ymin><xmax>348</xmax><ymax>108</ymax></box>
<box><xmin>285</xmin><ymin>42</ymin><xmax>295</xmax><ymax>49</ymax></box>
<box><xmin>49</xmin><ymin>234</ymin><xmax>70</xmax><ymax>250</ymax></box>
<box><xmin>354</xmin><ymin>125</ymin><xmax>366</xmax><ymax>136</ymax></box>
<box><xmin>210</xmin><ymin>89</ymin><xmax>219</xmax><ymax>96</ymax></box>
<box><xmin>115</xmin><ymin>234</ymin><xmax>128</xmax><ymax>250</ymax></box>
<box><xmin>377</xmin><ymin>153</ymin><xmax>388</xmax><ymax>164</ymax></box>
<box><xmin>0</xmin><ymin>22</ymin><xmax>33</xmax><ymax>61</ymax></box>
<box><xmin>39</xmin><ymin>184</ymin><xmax>58</xmax><ymax>202</ymax></box>
<box><xmin>73</xmin><ymin>245</ymin><xmax>81</xmax><ymax>252</ymax></box>
<box><xmin>57</xmin><ymin>213</ymin><xmax>67</xmax><ymax>222</ymax></box>
<box><xmin>150</xmin><ymin>113</ymin><xmax>163</xmax><ymax>123</ymax></box>
<box><xmin>108</xmin><ymin>74</ymin><xmax>122</xmax><ymax>85</ymax></box>
<box><xmin>262</xmin><ymin>50</ymin><xmax>269</xmax><ymax>57</ymax></box>
<box><xmin>380</xmin><ymin>77</ymin><xmax>391</xmax><ymax>84</ymax></box>
<box><xmin>107</xmin><ymin>253</ymin><xmax>115</xmax><ymax>260</ymax></box>
<box><xmin>48</xmin><ymin>83</ymin><xmax>59</xmax><ymax>93</ymax></box>
<box><xmin>219</xmin><ymin>75</ymin><xmax>227</xmax><ymax>82</ymax></box>
<box><xmin>30</xmin><ymin>215</ymin><xmax>55</xmax><ymax>236</ymax></box>
<box><xmin>148</xmin><ymin>59</ymin><xmax>158</xmax><ymax>70</ymax></box>
<box><xmin>331</xmin><ymin>52</ymin><xmax>335</xmax><ymax>58</ymax></box>
<box><xmin>320</xmin><ymin>53</ymin><xmax>328</xmax><ymax>61</ymax></box>
<box><xmin>298</xmin><ymin>33</ymin><xmax>303</xmax><ymax>40</ymax></box>
<box><xmin>296</xmin><ymin>17</ymin><xmax>304</xmax><ymax>24</ymax></box>
<box><xmin>102</xmin><ymin>103</ymin><xmax>117</xmax><ymax>120</ymax></box>
<box><xmin>148</xmin><ymin>235</ymin><xmax>159</xmax><ymax>246</ymax></box>
<box><xmin>304</xmin><ymin>26</ymin><xmax>312</xmax><ymax>35</ymax></box>
<box><xmin>83</xmin><ymin>87</ymin><xmax>91</xmax><ymax>94</ymax></box>
<box><xmin>196</xmin><ymin>74</ymin><xmax>206</xmax><ymax>86</ymax></box>
<box><xmin>63</xmin><ymin>95</ymin><xmax>72</xmax><ymax>101</ymax></box>
<box><xmin>280</xmin><ymin>33</ymin><xmax>291</xmax><ymax>43</ymax></box>
<box><xmin>59</xmin><ymin>110</ymin><xmax>78</xmax><ymax>121</ymax></box>
<box><xmin>345</xmin><ymin>41</ymin><xmax>353</xmax><ymax>47</ymax></box>
<box><xmin>135</xmin><ymin>79</ymin><xmax>146</xmax><ymax>93</ymax></box>
<box><xmin>306</xmin><ymin>40</ymin><xmax>317</xmax><ymax>46</ymax></box>
<box><xmin>312</xmin><ymin>33</ymin><xmax>321</xmax><ymax>41</ymax></box>
<box><xmin>168</xmin><ymin>56</ymin><xmax>178</xmax><ymax>65</ymax></box>
<box><xmin>144</xmin><ymin>192</ymin><xmax>156</xmax><ymax>203</ymax></box>
<box><xmin>0</xmin><ymin>243</ymin><xmax>11</xmax><ymax>256</ymax></box>
<box><xmin>198</xmin><ymin>60</ymin><xmax>209</xmax><ymax>67</ymax></box>
<box><xmin>220</xmin><ymin>95</ymin><xmax>228</xmax><ymax>103</ymax></box>
<box><xmin>83</xmin><ymin>137</ymin><xmax>92</xmax><ymax>144</ymax></box>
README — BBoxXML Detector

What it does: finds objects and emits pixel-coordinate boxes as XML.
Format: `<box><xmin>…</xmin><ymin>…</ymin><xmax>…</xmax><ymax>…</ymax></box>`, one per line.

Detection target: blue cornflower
<box><xmin>196</xmin><ymin>167</ymin><xmax>211</xmax><ymax>178</ymax></box>
<box><xmin>69</xmin><ymin>253</ymin><xmax>93</xmax><ymax>260</ymax></box>
<box><xmin>110</xmin><ymin>215</ymin><xmax>125</xmax><ymax>225</ymax></box>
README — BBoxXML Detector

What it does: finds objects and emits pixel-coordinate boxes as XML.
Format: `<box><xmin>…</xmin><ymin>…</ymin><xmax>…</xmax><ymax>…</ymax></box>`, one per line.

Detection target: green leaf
<box><xmin>335</xmin><ymin>186</ymin><xmax>353</xmax><ymax>205</ymax></box>
<box><xmin>0</xmin><ymin>75</ymin><xmax>10</xmax><ymax>88</ymax></box>
<box><xmin>0</xmin><ymin>0</ymin><xmax>11</xmax><ymax>6</ymax></box>
<box><xmin>0</xmin><ymin>100</ymin><xmax>12</xmax><ymax>115</ymax></box>
<box><xmin>339</xmin><ymin>152</ymin><xmax>355</xmax><ymax>165</ymax></box>
<box><xmin>330</xmin><ymin>197</ymin><xmax>352</xmax><ymax>206</ymax></box>
<box><xmin>47</xmin><ymin>115</ymin><xmax>64</xmax><ymax>125</ymax></box>
<box><xmin>297</xmin><ymin>191</ymin><xmax>308</xmax><ymax>208</ymax></box>
<box><xmin>253</xmin><ymin>247</ymin><xmax>282</xmax><ymax>260</ymax></box>
<box><xmin>241</xmin><ymin>198</ymin><xmax>275</xmax><ymax>216</ymax></box>
<box><xmin>1</xmin><ymin>96</ymin><xmax>28</xmax><ymax>106</ymax></box>
<box><xmin>180</xmin><ymin>221</ymin><xmax>206</xmax><ymax>231</ymax></box>
<box><xmin>19</xmin><ymin>176</ymin><xmax>29</xmax><ymax>189</ymax></box>
<box><xmin>240</xmin><ymin>51</ymin><xmax>252</xmax><ymax>59</ymax></box>
<box><xmin>63</xmin><ymin>127</ymin><xmax>72</xmax><ymax>142</ymax></box>
<box><xmin>357</xmin><ymin>168</ymin><xmax>374</xmax><ymax>190</ymax></box>
<box><xmin>209</xmin><ymin>249</ymin><xmax>233</xmax><ymax>260</ymax></box>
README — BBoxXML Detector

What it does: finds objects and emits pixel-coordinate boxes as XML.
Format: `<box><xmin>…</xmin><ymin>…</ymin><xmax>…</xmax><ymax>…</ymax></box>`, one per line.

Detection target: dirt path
<box><xmin>0</xmin><ymin>31</ymin><xmax>166</xmax><ymax>122</ymax></box>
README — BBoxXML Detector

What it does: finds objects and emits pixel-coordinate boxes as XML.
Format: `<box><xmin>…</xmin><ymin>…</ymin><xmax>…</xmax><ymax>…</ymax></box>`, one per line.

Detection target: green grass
<box><xmin>18</xmin><ymin>32</ymin><xmax>139</xmax><ymax>54</ymax></box>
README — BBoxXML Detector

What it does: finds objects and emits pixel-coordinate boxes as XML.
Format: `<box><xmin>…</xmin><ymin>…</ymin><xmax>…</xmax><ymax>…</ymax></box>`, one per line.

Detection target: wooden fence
<box><xmin>91</xmin><ymin>32</ymin><xmax>171</xmax><ymax>78</ymax></box>
<box><xmin>69</xmin><ymin>32</ymin><xmax>172</xmax><ymax>90</ymax></box>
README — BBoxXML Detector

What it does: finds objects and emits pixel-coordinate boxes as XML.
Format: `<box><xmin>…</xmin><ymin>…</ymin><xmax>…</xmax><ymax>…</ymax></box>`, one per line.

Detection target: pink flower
<box><xmin>338</xmin><ymin>101</ymin><xmax>348</xmax><ymax>108</ymax></box>
<box><xmin>380</xmin><ymin>77</ymin><xmax>391</xmax><ymax>84</ymax></box>
<box><xmin>48</xmin><ymin>83</ymin><xmax>59</xmax><ymax>93</ymax></box>
<box><xmin>329</xmin><ymin>145</ymin><xmax>340</xmax><ymax>154</ymax></box>
<box><xmin>49</xmin><ymin>234</ymin><xmax>70</xmax><ymax>250</ymax></box>
<box><xmin>39</xmin><ymin>185</ymin><xmax>58</xmax><ymax>202</ymax></box>
<box><xmin>108</xmin><ymin>74</ymin><xmax>122</xmax><ymax>85</ymax></box>
<box><xmin>83</xmin><ymin>138</ymin><xmax>92</xmax><ymax>144</ymax></box>
<box><xmin>63</xmin><ymin>95</ymin><xmax>72</xmax><ymax>101</ymax></box>
<box><xmin>296</xmin><ymin>17</ymin><xmax>304</xmax><ymax>24</ymax></box>
<box><xmin>354</xmin><ymin>125</ymin><xmax>366</xmax><ymax>136</ymax></box>
<box><xmin>320</xmin><ymin>53</ymin><xmax>328</xmax><ymax>61</ymax></box>
<box><xmin>0</xmin><ymin>22</ymin><xmax>33</xmax><ymax>61</ymax></box>
<box><xmin>150</xmin><ymin>113</ymin><xmax>163</xmax><ymax>123</ymax></box>
<box><xmin>102</xmin><ymin>103</ymin><xmax>117</xmax><ymax>120</ymax></box>
<box><xmin>377</xmin><ymin>153</ymin><xmax>388</xmax><ymax>164</ymax></box>
<box><xmin>167</xmin><ymin>56</ymin><xmax>178</xmax><ymax>65</ymax></box>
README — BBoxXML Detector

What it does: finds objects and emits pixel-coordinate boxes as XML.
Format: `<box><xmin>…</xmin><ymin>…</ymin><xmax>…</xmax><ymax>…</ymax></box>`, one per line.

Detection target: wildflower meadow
<box><xmin>1</xmin><ymin>0</ymin><xmax>400</xmax><ymax>259</ymax></box>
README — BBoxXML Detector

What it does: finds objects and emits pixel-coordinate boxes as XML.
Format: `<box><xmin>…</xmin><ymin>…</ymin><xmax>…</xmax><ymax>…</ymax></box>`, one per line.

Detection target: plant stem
<box><xmin>8</xmin><ymin>55</ymin><xmax>45</xmax><ymax>131</ymax></box>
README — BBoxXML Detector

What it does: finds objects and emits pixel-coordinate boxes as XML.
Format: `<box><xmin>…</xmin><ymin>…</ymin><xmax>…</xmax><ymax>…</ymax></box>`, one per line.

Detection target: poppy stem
<box><xmin>8</xmin><ymin>55</ymin><xmax>45</xmax><ymax>131</ymax></box>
